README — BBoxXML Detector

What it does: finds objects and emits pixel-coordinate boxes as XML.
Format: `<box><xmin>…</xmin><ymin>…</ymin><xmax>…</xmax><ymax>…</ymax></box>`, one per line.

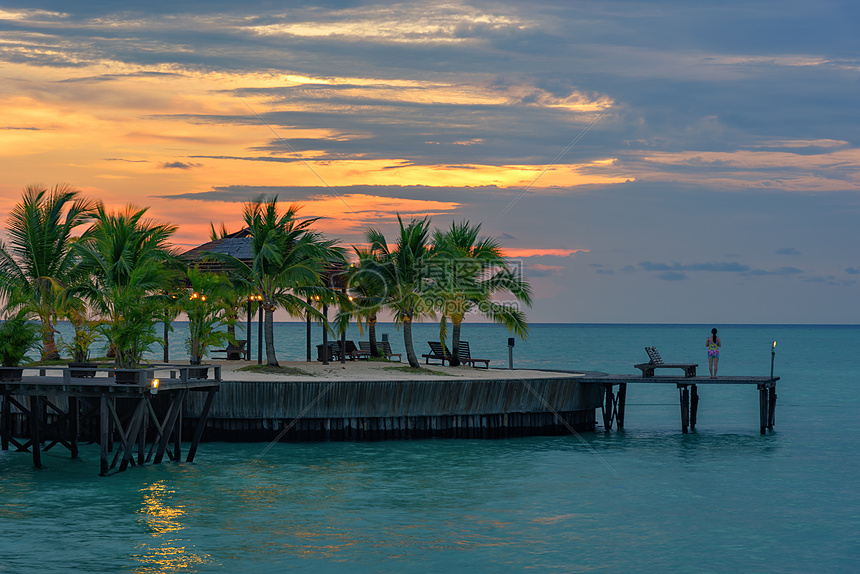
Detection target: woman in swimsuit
<box><xmin>706</xmin><ymin>328</ymin><xmax>721</xmax><ymax>378</ymax></box>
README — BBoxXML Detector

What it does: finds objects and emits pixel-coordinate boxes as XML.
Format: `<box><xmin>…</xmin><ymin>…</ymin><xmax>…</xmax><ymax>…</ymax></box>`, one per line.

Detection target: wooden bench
<box><xmin>422</xmin><ymin>341</ymin><xmax>452</xmax><ymax>365</ymax></box>
<box><xmin>634</xmin><ymin>346</ymin><xmax>697</xmax><ymax>377</ymax></box>
<box><xmin>361</xmin><ymin>340</ymin><xmax>402</xmax><ymax>361</ymax></box>
<box><xmin>211</xmin><ymin>341</ymin><xmax>247</xmax><ymax>361</ymax></box>
<box><xmin>458</xmin><ymin>341</ymin><xmax>490</xmax><ymax>369</ymax></box>
<box><xmin>338</xmin><ymin>340</ymin><xmax>370</xmax><ymax>360</ymax></box>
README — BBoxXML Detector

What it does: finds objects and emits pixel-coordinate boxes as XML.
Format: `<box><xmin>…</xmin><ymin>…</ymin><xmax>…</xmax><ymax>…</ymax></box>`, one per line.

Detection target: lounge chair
<box><xmin>336</xmin><ymin>340</ymin><xmax>371</xmax><ymax>360</ymax></box>
<box><xmin>211</xmin><ymin>340</ymin><xmax>247</xmax><ymax>360</ymax></box>
<box><xmin>380</xmin><ymin>341</ymin><xmax>402</xmax><ymax>362</ymax></box>
<box><xmin>634</xmin><ymin>346</ymin><xmax>697</xmax><ymax>377</ymax></box>
<box><xmin>422</xmin><ymin>341</ymin><xmax>452</xmax><ymax>365</ymax></box>
<box><xmin>458</xmin><ymin>341</ymin><xmax>490</xmax><ymax>368</ymax></box>
<box><xmin>360</xmin><ymin>341</ymin><xmax>402</xmax><ymax>362</ymax></box>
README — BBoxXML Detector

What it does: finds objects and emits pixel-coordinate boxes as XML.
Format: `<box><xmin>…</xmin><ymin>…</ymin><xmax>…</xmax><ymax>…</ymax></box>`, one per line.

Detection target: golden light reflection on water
<box><xmin>132</xmin><ymin>480</ymin><xmax>212</xmax><ymax>572</ymax></box>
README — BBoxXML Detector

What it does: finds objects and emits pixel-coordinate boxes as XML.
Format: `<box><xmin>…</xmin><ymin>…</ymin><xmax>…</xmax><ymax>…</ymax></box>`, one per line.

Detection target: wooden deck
<box><xmin>0</xmin><ymin>365</ymin><xmax>219</xmax><ymax>475</ymax></box>
<box><xmin>577</xmin><ymin>373</ymin><xmax>779</xmax><ymax>434</ymax></box>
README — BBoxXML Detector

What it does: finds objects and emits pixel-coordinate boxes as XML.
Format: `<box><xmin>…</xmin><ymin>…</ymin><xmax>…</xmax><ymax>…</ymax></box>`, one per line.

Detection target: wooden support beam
<box><xmin>679</xmin><ymin>385</ymin><xmax>690</xmax><ymax>433</ymax></box>
<box><xmin>601</xmin><ymin>383</ymin><xmax>614</xmax><ymax>431</ymax></box>
<box><xmin>70</xmin><ymin>396</ymin><xmax>79</xmax><ymax>458</ymax></box>
<box><xmin>2</xmin><ymin>394</ymin><xmax>9</xmax><ymax>451</ymax></box>
<box><xmin>690</xmin><ymin>384</ymin><xmax>699</xmax><ymax>429</ymax></box>
<box><xmin>119</xmin><ymin>398</ymin><xmax>148</xmax><ymax>473</ymax></box>
<box><xmin>759</xmin><ymin>385</ymin><xmax>768</xmax><ymax>435</ymax></box>
<box><xmin>30</xmin><ymin>396</ymin><xmax>42</xmax><ymax>468</ymax></box>
<box><xmin>173</xmin><ymin>407</ymin><xmax>182</xmax><ymax>461</ymax></box>
<box><xmin>154</xmin><ymin>389</ymin><xmax>187</xmax><ymax>464</ymax></box>
<box><xmin>616</xmin><ymin>383</ymin><xmax>627</xmax><ymax>429</ymax></box>
<box><xmin>767</xmin><ymin>386</ymin><xmax>777</xmax><ymax>430</ymax></box>
<box><xmin>186</xmin><ymin>388</ymin><xmax>217</xmax><ymax>463</ymax></box>
<box><xmin>138</xmin><ymin>399</ymin><xmax>147</xmax><ymax>466</ymax></box>
<box><xmin>100</xmin><ymin>396</ymin><xmax>109</xmax><ymax>476</ymax></box>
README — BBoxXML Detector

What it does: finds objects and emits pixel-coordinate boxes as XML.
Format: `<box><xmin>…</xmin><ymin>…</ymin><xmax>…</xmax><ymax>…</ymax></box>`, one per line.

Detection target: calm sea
<box><xmin>2</xmin><ymin>323</ymin><xmax>859</xmax><ymax>573</ymax></box>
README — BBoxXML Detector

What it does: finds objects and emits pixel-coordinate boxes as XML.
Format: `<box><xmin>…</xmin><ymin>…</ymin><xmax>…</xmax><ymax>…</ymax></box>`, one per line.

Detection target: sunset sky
<box><xmin>1</xmin><ymin>1</ymin><xmax>858</xmax><ymax>323</ymax></box>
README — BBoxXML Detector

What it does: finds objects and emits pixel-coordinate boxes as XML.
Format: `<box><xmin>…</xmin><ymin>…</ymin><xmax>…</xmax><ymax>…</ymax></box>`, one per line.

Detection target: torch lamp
<box><xmin>770</xmin><ymin>340</ymin><xmax>777</xmax><ymax>380</ymax></box>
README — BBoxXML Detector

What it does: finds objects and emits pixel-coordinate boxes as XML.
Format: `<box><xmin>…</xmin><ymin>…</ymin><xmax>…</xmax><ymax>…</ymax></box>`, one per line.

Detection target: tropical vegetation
<box><xmin>182</xmin><ymin>266</ymin><xmax>232</xmax><ymax>365</ymax></box>
<box><xmin>361</xmin><ymin>216</ymin><xmax>438</xmax><ymax>368</ymax></box>
<box><xmin>208</xmin><ymin>197</ymin><xmax>345</xmax><ymax>366</ymax></box>
<box><xmin>0</xmin><ymin>185</ymin><xmax>533</xmax><ymax>371</ymax></box>
<box><xmin>0</xmin><ymin>308</ymin><xmax>40</xmax><ymax>367</ymax></box>
<box><xmin>73</xmin><ymin>204</ymin><xmax>179</xmax><ymax>369</ymax></box>
<box><xmin>431</xmin><ymin>221</ymin><xmax>532</xmax><ymax>366</ymax></box>
<box><xmin>0</xmin><ymin>184</ymin><xmax>95</xmax><ymax>360</ymax></box>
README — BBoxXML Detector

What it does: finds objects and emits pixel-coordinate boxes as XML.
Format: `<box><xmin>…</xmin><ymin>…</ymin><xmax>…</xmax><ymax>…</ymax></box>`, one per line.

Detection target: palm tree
<box><xmin>182</xmin><ymin>265</ymin><xmax>232</xmax><ymax>366</ymax></box>
<box><xmin>74</xmin><ymin>204</ymin><xmax>179</xmax><ymax>368</ymax></box>
<box><xmin>365</xmin><ymin>215</ymin><xmax>437</xmax><ymax>368</ymax></box>
<box><xmin>432</xmin><ymin>220</ymin><xmax>533</xmax><ymax>366</ymax></box>
<box><xmin>334</xmin><ymin>248</ymin><xmax>389</xmax><ymax>358</ymax></box>
<box><xmin>211</xmin><ymin>197</ymin><xmax>344</xmax><ymax>366</ymax></box>
<box><xmin>0</xmin><ymin>184</ymin><xmax>96</xmax><ymax>360</ymax></box>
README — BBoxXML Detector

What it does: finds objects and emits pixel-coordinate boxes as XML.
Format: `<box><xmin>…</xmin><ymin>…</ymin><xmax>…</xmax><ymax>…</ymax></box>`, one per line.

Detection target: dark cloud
<box><xmin>640</xmin><ymin>261</ymin><xmax>750</xmax><ymax>273</ymax></box>
<box><xmin>846</xmin><ymin>267</ymin><xmax>860</xmax><ymax>275</ymax></box>
<box><xmin>640</xmin><ymin>261</ymin><xmax>806</xmax><ymax>278</ymax></box>
<box><xmin>747</xmin><ymin>267</ymin><xmax>804</xmax><ymax>276</ymax></box>
<box><xmin>160</xmin><ymin>161</ymin><xmax>202</xmax><ymax>169</ymax></box>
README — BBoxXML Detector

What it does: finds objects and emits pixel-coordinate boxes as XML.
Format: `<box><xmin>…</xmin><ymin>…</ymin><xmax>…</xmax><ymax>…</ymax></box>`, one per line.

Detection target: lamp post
<box><xmin>306</xmin><ymin>297</ymin><xmax>312</xmax><ymax>362</ymax></box>
<box><xmin>163</xmin><ymin>317</ymin><xmax>169</xmax><ymax>362</ymax></box>
<box><xmin>770</xmin><ymin>340</ymin><xmax>777</xmax><ymax>380</ymax></box>
<box><xmin>246</xmin><ymin>297</ymin><xmax>253</xmax><ymax>361</ymax></box>
<box><xmin>321</xmin><ymin>296</ymin><xmax>328</xmax><ymax>366</ymax></box>
<box><xmin>257</xmin><ymin>296</ymin><xmax>264</xmax><ymax>365</ymax></box>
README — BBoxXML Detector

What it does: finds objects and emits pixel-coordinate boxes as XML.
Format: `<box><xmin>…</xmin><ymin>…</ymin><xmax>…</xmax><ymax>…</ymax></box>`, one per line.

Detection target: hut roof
<box><xmin>180</xmin><ymin>228</ymin><xmax>347</xmax><ymax>285</ymax></box>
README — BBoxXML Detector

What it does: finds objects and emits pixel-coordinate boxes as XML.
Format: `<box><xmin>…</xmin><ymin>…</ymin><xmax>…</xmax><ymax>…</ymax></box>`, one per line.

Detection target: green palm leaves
<box><xmin>432</xmin><ymin>220</ymin><xmax>532</xmax><ymax>366</ymax></box>
<box><xmin>183</xmin><ymin>266</ymin><xmax>233</xmax><ymax>365</ymax></box>
<box><xmin>210</xmin><ymin>197</ymin><xmax>344</xmax><ymax>366</ymax></box>
<box><xmin>361</xmin><ymin>215</ymin><xmax>437</xmax><ymax>367</ymax></box>
<box><xmin>346</xmin><ymin>216</ymin><xmax>533</xmax><ymax>368</ymax></box>
<box><xmin>74</xmin><ymin>204</ymin><xmax>179</xmax><ymax>368</ymax></box>
<box><xmin>0</xmin><ymin>184</ymin><xmax>96</xmax><ymax>360</ymax></box>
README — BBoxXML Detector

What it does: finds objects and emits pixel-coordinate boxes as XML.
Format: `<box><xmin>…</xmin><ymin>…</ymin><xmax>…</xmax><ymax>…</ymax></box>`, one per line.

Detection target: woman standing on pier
<box><xmin>706</xmin><ymin>328</ymin><xmax>721</xmax><ymax>378</ymax></box>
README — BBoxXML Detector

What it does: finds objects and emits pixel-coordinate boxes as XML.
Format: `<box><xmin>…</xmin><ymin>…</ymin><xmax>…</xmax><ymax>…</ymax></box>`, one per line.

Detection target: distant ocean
<box><xmin>2</xmin><ymin>323</ymin><xmax>859</xmax><ymax>572</ymax></box>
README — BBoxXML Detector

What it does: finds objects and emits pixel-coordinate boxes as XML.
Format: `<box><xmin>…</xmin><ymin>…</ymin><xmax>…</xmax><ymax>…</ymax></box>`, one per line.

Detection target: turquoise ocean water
<box><xmin>2</xmin><ymin>323</ymin><xmax>859</xmax><ymax>572</ymax></box>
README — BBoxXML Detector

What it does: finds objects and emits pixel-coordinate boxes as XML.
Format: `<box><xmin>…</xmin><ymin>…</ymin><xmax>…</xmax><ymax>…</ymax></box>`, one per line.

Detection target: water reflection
<box><xmin>132</xmin><ymin>480</ymin><xmax>212</xmax><ymax>572</ymax></box>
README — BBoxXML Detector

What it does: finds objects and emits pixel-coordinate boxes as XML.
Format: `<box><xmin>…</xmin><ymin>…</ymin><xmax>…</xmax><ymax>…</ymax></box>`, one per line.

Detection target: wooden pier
<box><xmin>0</xmin><ymin>365</ymin><xmax>219</xmax><ymax>475</ymax></box>
<box><xmin>578</xmin><ymin>374</ymin><xmax>779</xmax><ymax>434</ymax></box>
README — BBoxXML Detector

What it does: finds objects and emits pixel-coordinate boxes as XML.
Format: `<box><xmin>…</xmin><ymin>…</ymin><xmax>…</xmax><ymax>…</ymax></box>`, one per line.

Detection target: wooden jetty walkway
<box><xmin>0</xmin><ymin>365</ymin><xmax>219</xmax><ymax>475</ymax></box>
<box><xmin>577</xmin><ymin>373</ymin><xmax>779</xmax><ymax>434</ymax></box>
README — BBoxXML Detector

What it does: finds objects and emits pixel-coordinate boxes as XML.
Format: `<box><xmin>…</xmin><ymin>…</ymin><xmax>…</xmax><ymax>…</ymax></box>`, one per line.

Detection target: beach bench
<box><xmin>634</xmin><ymin>346</ymin><xmax>697</xmax><ymax>377</ymax></box>
<box><xmin>338</xmin><ymin>340</ymin><xmax>371</xmax><ymax>360</ymax></box>
<box><xmin>361</xmin><ymin>340</ymin><xmax>402</xmax><ymax>361</ymax></box>
<box><xmin>381</xmin><ymin>341</ymin><xmax>402</xmax><ymax>362</ymax></box>
<box><xmin>458</xmin><ymin>341</ymin><xmax>490</xmax><ymax>369</ymax></box>
<box><xmin>211</xmin><ymin>341</ymin><xmax>246</xmax><ymax>360</ymax></box>
<box><xmin>423</xmin><ymin>341</ymin><xmax>452</xmax><ymax>365</ymax></box>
